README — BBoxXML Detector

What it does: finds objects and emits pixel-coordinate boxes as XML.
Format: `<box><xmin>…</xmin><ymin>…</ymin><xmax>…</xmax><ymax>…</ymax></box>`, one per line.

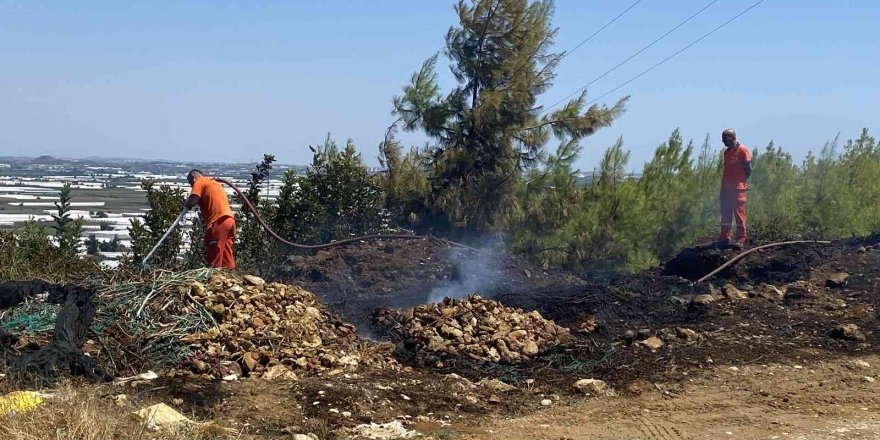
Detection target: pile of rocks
<box><xmin>180</xmin><ymin>273</ymin><xmax>395</xmax><ymax>379</ymax></box>
<box><xmin>375</xmin><ymin>295</ymin><xmax>571</xmax><ymax>364</ymax></box>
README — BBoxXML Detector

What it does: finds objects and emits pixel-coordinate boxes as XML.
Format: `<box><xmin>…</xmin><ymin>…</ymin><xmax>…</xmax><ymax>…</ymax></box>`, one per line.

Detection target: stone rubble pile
<box><xmin>375</xmin><ymin>295</ymin><xmax>571</xmax><ymax>364</ymax></box>
<box><xmin>180</xmin><ymin>273</ymin><xmax>395</xmax><ymax>379</ymax></box>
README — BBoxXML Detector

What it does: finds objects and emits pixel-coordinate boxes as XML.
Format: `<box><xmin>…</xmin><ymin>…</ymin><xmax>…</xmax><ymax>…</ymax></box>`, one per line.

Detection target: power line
<box><xmin>586</xmin><ymin>0</ymin><xmax>768</xmax><ymax>106</ymax></box>
<box><xmin>546</xmin><ymin>0</ymin><xmax>720</xmax><ymax>112</ymax></box>
<box><xmin>557</xmin><ymin>0</ymin><xmax>645</xmax><ymax>65</ymax></box>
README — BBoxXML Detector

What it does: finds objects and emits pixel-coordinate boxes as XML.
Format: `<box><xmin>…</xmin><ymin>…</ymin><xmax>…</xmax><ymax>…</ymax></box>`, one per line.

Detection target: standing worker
<box><xmin>718</xmin><ymin>128</ymin><xmax>752</xmax><ymax>249</ymax></box>
<box><xmin>185</xmin><ymin>169</ymin><xmax>236</xmax><ymax>269</ymax></box>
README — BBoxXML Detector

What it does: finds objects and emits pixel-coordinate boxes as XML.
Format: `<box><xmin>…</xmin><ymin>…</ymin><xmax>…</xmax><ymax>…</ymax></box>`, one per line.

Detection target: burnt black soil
<box><xmin>278</xmin><ymin>238</ymin><xmax>583</xmax><ymax>334</ymax></box>
<box><xmin>279</xmin><ymin>236</ymin><xmax>880</xmax><ymax>394</ymax></box>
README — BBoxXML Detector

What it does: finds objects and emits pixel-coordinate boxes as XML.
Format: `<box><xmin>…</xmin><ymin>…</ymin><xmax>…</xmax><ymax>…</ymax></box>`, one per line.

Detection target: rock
<box><xmin>578</xmin><ymin>315</ymin><xmax>599</xmax><ymax>333</ymax></box>
<box><xmin>383</xmin><ymin>244</ymin><xmax>395</xmax><ymax>254</ymax></box>
<box><xmin>572</xmin><ymin>379</ymin><xmax>608</xmax><ymax>396</ymax></box>
<box><xmin>262</xmin><ymin>365</ymin><xmax>297</xmax><ymax>380</ymax></box>
<box><xmin>242</xmin><ymin>275</ymin><xmax>265</xmax><ymax>287</ymax></box>
<box><xmin>623</xmin><ymin>330</ymin><xmax>636</xmax><ymax>343</ymax></box>
<box><xmin>114</xmin><ymin>394</ymin><xmax>128</xmax><ymax>407</ymax></box>
<box><xmin>523</xmin><ymin>340</ymin><xmax>539</xmax><ymax>356</ymax></box>
<box><xmin>827</xmin><ymin>273</ymin><xmax>850</xmax><ymax>288</ymax></box>
<box><xmin>540</xmin><ymin>399</ymin><xmax>552</xmax><ymax>406</ymax></box>
<box><xmin>350</xmin><ymin>421</ymin><xmax>418</xmax><ymax>439</ymax></box>
<box><xmin>242</xmin><ymin>352</ymin><xmax>260</xmax><ymax>372</ymax></box>
<box><xmin>675</xmin><ymin>327</ymin><xmax>700</xmax><ymax>341</ymax></box>
<box><xmin>477</xmin><ymin>378</ymin><xmax>515</xmax><ymax>393</ymax></box>
<box><xmin>375</xmin><ymin>295</ymin><xmax>569</xmax><ymax>364</ymax></box>
<box><xmin>690</xmin><ymin>294</ymin><xmax>721</xmax><ymax>309</ymax></box>
<box><xmin>508</xmin><ymin>329</ymin><xmax>528</xmax><ymax>340</ymax></box>
<box><xmin>171</xmin><ymin>398</ymin><xmax>184</xmax><ymax>406</ymax></box>
<box><xmin>190</xmin><ymin>359</ymin><xmax>208</xmax><ymax>372</ymax></box>
<box><xmin>658</xmin><ymin>327</ymin><xmax>677</xmax><ymax>340</ymax></box>
<box><xmin>637</xmin><ymin>329</ymin><xmax>652</xmax><ymax>340</ymax></box>
<box><xmin>134</xmin><ymin>403</ymin><xmax>192</xmax><ymax>430</ymax></box>
<box><xmin>488</xmin><ymin>394</ymin><xmax>502</xmax><ymax>404</ymax></box>
<box><xmin>784</xmin><ymin>281</ymin><xmax>814</xmax><ymax>299</ymax></box>
<box><xmin>830</xmin><ymin>324</ymin><xmax>866</xmax><ymax>341</ymax></box>
<box><xmin>218</xmin><ymin>360</ymin><xmax>242</xmax><ymax>378</ymax></box>
<box><xmin>862</xmin><ymin>376</ymin><xmax>875</xmax><ymax>383</ymax></box>
<box><xmin>722</xmin><ymin>284</ymin><xmax>748</xmax><ymax>300</ymax></box>
<box><xmin>190</xmin><ymin>282</ymin><xmax>206</xmax><ymax>296</ymax></box>
<box><xmin>640</xmin><ymin>336</ymin><xmax>664</xmax><ymax>350</ymax></box>
<box><xmin>851</xmin><ymin>359</ymin><xmax>871</xmax><ymax>369</ymax></box>
<box><xmin>858</xmin><ymin>246</ymin><xmax>867</xmax><ymax>254</ymax></box>
<box><xmin>826</xmin><ymin>299</ymin><xmax>847</xmax><ymax>310</ymax></box>
<box><xmin>753</xmin><ymin>284</ymin><xmax>785</xmax><ymax>301</ymax></box>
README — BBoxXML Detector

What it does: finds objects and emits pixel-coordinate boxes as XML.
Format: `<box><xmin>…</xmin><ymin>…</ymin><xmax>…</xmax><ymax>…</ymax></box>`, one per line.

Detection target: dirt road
<box><xmin>459</xmin><ymin>354</ymin><xmax>880</xmax><ymax>440</ymax></box>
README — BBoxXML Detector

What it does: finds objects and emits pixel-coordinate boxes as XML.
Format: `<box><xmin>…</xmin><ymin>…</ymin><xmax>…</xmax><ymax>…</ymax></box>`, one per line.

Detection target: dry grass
<box><xmin>0</xmin><ymin>382</ymin><xmax>236</xmax><ymax>440</ymax></box>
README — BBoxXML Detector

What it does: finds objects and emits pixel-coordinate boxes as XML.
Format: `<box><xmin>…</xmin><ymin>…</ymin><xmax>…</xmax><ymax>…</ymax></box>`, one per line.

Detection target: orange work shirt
<box><xmin>721</xmin><ymin>143</ymin><xmax>752</xmax><ymax>190</ymax></box>
<box><xmin>190</xmin><ymin>177</ymin><xmax>234</xmax><ymax>226</ymax></box>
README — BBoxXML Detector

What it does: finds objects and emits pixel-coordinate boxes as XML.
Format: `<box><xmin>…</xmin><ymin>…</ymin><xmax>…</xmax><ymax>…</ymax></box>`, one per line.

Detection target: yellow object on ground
<box><xmin>0</xmin><ymin>391</ymin><xmax>45</xmax><ymax>416</ymax></box>
<box><xmin>134</xmin><ymin>403</ymin><xmax>192</xmax><ymax>430</ymax></box>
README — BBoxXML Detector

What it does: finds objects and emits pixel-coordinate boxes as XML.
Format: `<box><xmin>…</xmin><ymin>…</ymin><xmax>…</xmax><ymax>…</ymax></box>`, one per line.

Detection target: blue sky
<box><xmin>0</xmin><ymin>1</ymin><xmax>877</xmax><ymax>171</ymax></box>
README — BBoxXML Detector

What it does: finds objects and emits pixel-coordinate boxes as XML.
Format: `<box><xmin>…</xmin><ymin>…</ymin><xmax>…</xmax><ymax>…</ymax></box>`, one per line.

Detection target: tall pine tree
<box><xmin>392</xmin><ymin>0</ymin><xmax>626</xmax><ymax>237</ymax></box>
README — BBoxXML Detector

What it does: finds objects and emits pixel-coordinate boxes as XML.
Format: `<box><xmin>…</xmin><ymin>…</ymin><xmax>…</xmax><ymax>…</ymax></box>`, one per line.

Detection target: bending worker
<box><xmin>718</xmin><ymin>128</ymin><xmax>752</xmax><ymax>249</ymax></box>
<box><xmin>185</xmin><ymin>169</ymin><xmax>236</xmax><ymax>269</ymax></box>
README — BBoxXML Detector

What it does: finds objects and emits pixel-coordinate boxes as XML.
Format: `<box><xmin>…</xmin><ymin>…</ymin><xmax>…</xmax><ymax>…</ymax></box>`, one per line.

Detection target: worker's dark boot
<box><xmin>714</xmin><ymin>238</ymin><xmax>730</xmax><ymax>249</ymax></box>
<box><xmin>730</xmin><ymin>242</ymin><xmax>745</xmax><ymax>251</ymax></box>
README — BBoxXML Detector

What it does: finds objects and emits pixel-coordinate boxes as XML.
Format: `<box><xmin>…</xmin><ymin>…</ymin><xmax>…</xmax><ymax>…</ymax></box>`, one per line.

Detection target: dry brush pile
<box><xmin>375</xmin><ymin>295</ymin><xmax>572</xmax><ymax>364</ymax></box>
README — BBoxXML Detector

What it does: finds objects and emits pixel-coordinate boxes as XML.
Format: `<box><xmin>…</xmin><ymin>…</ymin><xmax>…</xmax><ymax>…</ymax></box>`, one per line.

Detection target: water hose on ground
<box><xmin>692</xmin><ymin>240</ymin><xmax>832</xmax><ymax>285</ymax></box>
<box><xmin>213</xmin><ymin>177</ymin><xmax>481</xmax><ymax>252</ymax></box>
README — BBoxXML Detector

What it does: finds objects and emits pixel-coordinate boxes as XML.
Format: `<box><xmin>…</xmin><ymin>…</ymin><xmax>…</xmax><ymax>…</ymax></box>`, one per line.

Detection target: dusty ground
<box><xmin>3</xmin><ymin>236</ymin><xmax>880</xmax><ymax>438</ymax></box>
<box><xmin>460</xmin><ymin>354</ymin><xmax>880</xmax><ymax>440</ymax></box>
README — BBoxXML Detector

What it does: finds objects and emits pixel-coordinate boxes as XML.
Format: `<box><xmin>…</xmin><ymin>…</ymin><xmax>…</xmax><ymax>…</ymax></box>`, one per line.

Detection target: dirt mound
<box><xmin>179</xmin><ymin>273</ymin><xmax>397</xmax><ymax>379</ymax></box>
<box><xmin>662</xmin><ymin>242</ymin><xmax>832</xmax><ymax>283</ymax></box>
<box><xmin>375</xmin><ymin>295</ymin><xmax>571</xmax><ymax>364</ymax></box>
<box><xmin>279</xmin><ymin>239</ymin><xmax>583</xmax><ymax>335</ymax></box>
<box><xmin>283</xmin><ymin>239</ymin><xmax>454</xmax><ymax>296</ymax></box>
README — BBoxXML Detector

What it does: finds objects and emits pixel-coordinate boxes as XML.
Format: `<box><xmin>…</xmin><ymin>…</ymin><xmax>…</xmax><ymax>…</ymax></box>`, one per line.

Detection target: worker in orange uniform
<box><xmin>717</xmin><ymin>128</ymin><xmax>752</xmax><ymax>250</ymax></box>
<box><xmin>185</xmin><ymin>169</ymin><xmax>236</xmax><ymax>269</ymax></box>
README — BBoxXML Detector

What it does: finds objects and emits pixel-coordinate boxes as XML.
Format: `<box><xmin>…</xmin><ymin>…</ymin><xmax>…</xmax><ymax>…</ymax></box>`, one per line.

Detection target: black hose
<box><xmin>692</xmin><ymin>240</ymin><xmax>831</xmax><ymax>285</ymax></box>
<box><xmin>214</xmin><ymin>177</ymin><xmax>481</xmax><ymax>252</ymax></box>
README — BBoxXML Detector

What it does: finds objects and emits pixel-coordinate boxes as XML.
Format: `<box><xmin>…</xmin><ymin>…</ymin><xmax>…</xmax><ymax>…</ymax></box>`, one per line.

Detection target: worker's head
<box><xmin>722</xmin><ymin>129</ymin><xmax>737</xmax><ymax>148</ymax></box>
<box><xmin>187</xmin><ymin>169</ymin><xmax>203</xmax><ymax>187</ymax></box>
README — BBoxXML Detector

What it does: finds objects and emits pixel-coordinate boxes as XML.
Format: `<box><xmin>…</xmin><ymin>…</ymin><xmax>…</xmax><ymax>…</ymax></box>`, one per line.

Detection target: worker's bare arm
<box><xmin>184</xmin><ymin>194</ymin><xmax>200</xmax><ymax>209</ymax></box>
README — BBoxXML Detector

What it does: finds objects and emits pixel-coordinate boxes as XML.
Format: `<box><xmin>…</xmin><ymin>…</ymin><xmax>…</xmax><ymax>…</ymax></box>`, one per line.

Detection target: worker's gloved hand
<box><xmin>743</xmin><ymin>183</ymin><xmax>751</xmax><ymax>191</ymax></box>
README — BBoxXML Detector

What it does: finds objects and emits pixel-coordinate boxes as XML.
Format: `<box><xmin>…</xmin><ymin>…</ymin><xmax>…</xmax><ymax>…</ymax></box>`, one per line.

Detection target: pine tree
<box><xmin>52</xmin><ymin>182</ymin><xmax>84</xmax><ymax>256</ymax></box>
<box><xmin>392</xmin><ymin>0</ymin><xmax>625</xmax><ymax>236</ymax></box>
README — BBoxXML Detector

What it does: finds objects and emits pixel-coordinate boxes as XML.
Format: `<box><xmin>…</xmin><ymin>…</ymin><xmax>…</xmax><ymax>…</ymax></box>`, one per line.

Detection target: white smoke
<box><xmin>427</xmin><ymin>241</ymin><xmax>503</xmax><ymax>304</ymax></box>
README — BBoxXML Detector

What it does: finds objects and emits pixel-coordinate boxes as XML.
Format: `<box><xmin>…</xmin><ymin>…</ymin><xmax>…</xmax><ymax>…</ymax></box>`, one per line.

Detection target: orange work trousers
<box><xmin>205</xmin><ymin>215</ymin><xmax>236</xmax><ymax>270</ymax></box>
<box><xmin>719</xmin><ymin>187</ymin><xmax>747</xmax><ymax>244</ymax></box>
